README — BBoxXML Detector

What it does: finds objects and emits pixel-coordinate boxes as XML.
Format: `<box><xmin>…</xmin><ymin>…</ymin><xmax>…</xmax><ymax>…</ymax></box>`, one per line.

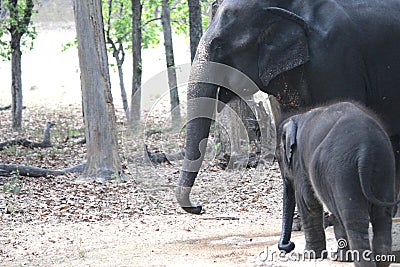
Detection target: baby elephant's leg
<box><xmin>331</xmin><ymin>217</ymin><xmax>351</xmax><ymax>261</ymax></box>
<box><xmin>370</xmin><ymin>206</ymin><xmax>393</xmax><ymax>267</ymax></box>
<box><xmin>296</xmin><ymin>181</ymin><xmax>326</xmax><ymax>258</ymax></box>
<box><xmin>340</xmin><ymin>209</ymin><xmax>374</xmax><ymax>267</ymax></box>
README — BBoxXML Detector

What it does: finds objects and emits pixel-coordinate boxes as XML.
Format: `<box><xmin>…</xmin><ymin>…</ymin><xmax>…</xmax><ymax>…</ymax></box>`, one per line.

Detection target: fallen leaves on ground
<box><xmin>0</xmin><ymin>104</ymin><xmax>284</xmax><ymax>266</ymax></box>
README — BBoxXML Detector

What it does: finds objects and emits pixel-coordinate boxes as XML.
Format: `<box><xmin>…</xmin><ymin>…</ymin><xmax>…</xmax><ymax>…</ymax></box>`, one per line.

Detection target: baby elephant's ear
<box><xmin>283</xmin><ymin>119</ymin><xmax>297</xmax><ymax>164</ymax></box>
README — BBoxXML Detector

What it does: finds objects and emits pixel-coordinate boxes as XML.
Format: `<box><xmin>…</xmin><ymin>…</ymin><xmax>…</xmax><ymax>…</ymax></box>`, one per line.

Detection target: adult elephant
<box><xmin>176</xmin><ymin>0</ymin><xmax>400</xmax><ymax>221</ymax></box>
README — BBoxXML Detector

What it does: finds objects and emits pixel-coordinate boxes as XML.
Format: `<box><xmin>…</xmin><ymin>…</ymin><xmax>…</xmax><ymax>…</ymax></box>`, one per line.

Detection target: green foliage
<box><xmin>61</xmin><ymin>37</ymin><xmax>77</xmax><ymax>52</ymax></box>
<box><xmin>63</xmin><ymin>0</ymin><xmax>213</xmax><ymax>54</ymax></box>
<box><xmin>141</xmin><ymin>0</ymin><xmax>162</xmax><ymax>49</ymax></box>
<box><xmin>171</xmin><ymin>0</ymin><xmax>213</xmax><ymax>35</ymax></box>
<box><xmin>144</xmin><ymin>0</ymin><xmax>213</xmax><ymax>45</ymax></box>
<box><xmin>170</xmin><ymin>0</ymin><xmax>189</xmax><ymax>36</ymax></box>
<box><xmin>0</xmin><ymin>0</ymin><xmax>38</xmax><ymax>61</ymax></box>
<box><xmin>103</xmin><ymin>0</ymin><xmax>132</xmax><ymax>50</ymax></box>
<box><xmin>201</xmin><ymin>0</ymin><xmax>211</xmax><ymax>29</ymax></box>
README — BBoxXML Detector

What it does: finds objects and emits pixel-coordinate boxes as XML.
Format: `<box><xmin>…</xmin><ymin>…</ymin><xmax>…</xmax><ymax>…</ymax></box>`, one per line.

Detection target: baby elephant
<box><xmin>276</xmin><ymin>102</ymin><xmax>399</xmax><ymax>267</ymax></box>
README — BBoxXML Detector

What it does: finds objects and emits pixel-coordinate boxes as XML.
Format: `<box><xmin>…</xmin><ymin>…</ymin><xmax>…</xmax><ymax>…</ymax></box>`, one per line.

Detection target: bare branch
<box><xmin>106</xmin><ymin>0</ymin><xmax>113</xmax><ymax>42</ymax></box>
<box><xmin>0</xmin><ymin>163</ymin><xmax>86</xmax><ymax>177</ymax></box>
<box><xmin>143</xmin><ymin>17</ymin><xmax>161</xmax><ymax>27</ymax></box>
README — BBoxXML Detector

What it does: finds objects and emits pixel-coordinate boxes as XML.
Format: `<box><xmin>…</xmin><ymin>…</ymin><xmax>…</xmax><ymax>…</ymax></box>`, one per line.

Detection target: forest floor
<box><xmin>0</xmin><ymin>21</ymin><xmax>297</xmax><ymax>266</ymax></box>
<box><xmin>0</xmin><ymin>104</ymin><xmax>365</xmax><ymax>267</ymax></box>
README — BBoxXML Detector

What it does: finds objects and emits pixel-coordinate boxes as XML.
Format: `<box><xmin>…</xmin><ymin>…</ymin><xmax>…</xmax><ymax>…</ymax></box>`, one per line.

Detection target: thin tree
<box><xmin>129</xmin><ymin>0</ymin><xmax>142</xmax><ymax>131</ymax></box>
<box><xmin>0</xmin><ymin>0</ymin><xmax>35</xmax><ymax>130</ymax></box>
<box><xmin>187</xmin><ymin>0</ymin><xmax>202</xmax><ymax>62</ymax></box>
<box><xmin>104</xmin><ymin>0</ymin><xmax>131</xmax><ymax>120</ymax></box>
<box><xmin>161</xmin><ymin>0</ymin><xmax>180</xmax><ymax>125</ymax></box>
<box><xmin>73</xmin><ymin>0</ymin><xmax>121</xmax><ymax>181</ymax></box>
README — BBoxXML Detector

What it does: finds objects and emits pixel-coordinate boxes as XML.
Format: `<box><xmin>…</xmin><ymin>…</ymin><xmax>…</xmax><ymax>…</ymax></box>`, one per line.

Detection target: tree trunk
<box><xmin>187</xmin><ymin>0</ymin><xmax>202</xmax><ymax>62</ymax></box>
<box><xmin>116</xmin><ymin>56</ymin><xmax>129</xmax><ymax>119</ymax></box>
<box><xmin>8</xmin><ymin>0</ymin><xmax>34</xmax><ymax>130</ymax></box>
<box><xmin>73</xmin><ymin>0</ymin><xmax>121</xmax><ymax>181</ymax></box>
<box><xmin>215</xmin><ymin>95</ymin><xmax>276</xmax><ymax>169</ymax></box>
<box><xmin>161</xmin><ymin>0</ymin><xmax>181</xmax><ymax>126</ymax></box>
<box><xmin>11</xmin><ymin>35</ymin><xmax>23</xmax><ymax>130</ymax></box>
<box><xmin>129</xmin><ymin>0</ymin><xmax>142</xmax><ymax>132</ymax></box>
<box><xmin>105</xmin><ymin>0</ymin><xmax>129</xmax><ymax>120</ymax></box>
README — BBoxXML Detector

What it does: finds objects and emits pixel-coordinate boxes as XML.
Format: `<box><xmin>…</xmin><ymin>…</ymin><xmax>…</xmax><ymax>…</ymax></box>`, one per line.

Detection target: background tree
<box><xmin>129</xmin><ymin>0</ymin><xmax>142</xmax><ymax>131</ymax></box>
<box><xmin>161</xmin><ymin>0</ymin><xmax>180</xmax><ymax>126</ymax></box>
<box><xmin>103</xmin><ymin>0</ymin><xmax>131</xmax><ymax>119</ymax></box>
<box><xmin>187</xmin><ymin>0</ymin><xmax>202</xmax><ymax>62</ymax></box>
<box><xmin>73</xmin><ymin>0</ymin><xmax>121</xmax><ymax>181</ymax></box>
<box><xmin>0</xmin><ymin>0</ymin><xmax>37</xmax><ymax>130</ymax></box>
<box><xmin>65</xmin><ymin>0</ymin><xmax>213</xmax><ymax>131</ymax></box>
<box><xmin>129</xmin><ymin>0</ymin><xmax>180</xmax><ymax>130</ymax></box>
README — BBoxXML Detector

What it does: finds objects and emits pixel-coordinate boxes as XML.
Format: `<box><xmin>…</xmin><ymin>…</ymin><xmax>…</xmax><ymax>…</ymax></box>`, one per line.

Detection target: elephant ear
<box><xmin>258</xmin><ymin>7</ymin><xmax>309</xmax><ymax>88</ymax></box>
<box><xmin>282</xmin><ymin>119</ymin><xmax>297</xmax><ymax>165</ymax></box>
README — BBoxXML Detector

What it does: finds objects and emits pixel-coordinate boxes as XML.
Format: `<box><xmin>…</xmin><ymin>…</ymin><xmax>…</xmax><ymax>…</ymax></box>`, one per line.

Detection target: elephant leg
<box><xmin>370</xmin><ymin>206</ymin><xmax>393</xmax><ymax>267</ymax></box>
<box><xmin>331</xmin><ymin>217</ymin><xmax>351</xmax><ymax>262</ymax></box>
<box><xmin>340</xmin><ymin>210</ymin><xmax>374</xmax><ymax>267</ymax></box>
<box><xmin>390</xmin><ymin>135</ymin><xmax>400</xmax><ymax>217</ymax></box>
<box><xmin>295</xmin><ymin>182</ymin><xmax>326</xmax><ymax>258</ymax></box>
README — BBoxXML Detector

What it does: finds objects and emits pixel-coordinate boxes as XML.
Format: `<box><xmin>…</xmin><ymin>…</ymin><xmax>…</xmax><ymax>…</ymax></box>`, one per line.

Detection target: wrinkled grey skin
<box><xmin>277</xmin><ymin>102</ymin><xmax>398</xmax><ymax>267</ymax></box>
<box><xmin>176</xmin><ymin>0</ymin><xmax>400</xmax><ymax>215</ymax></box>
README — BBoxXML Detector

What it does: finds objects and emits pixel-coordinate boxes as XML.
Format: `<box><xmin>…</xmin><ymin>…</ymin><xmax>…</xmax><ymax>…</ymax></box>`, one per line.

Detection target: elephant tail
<box><xmin>358</xmin><ymin>148</ymin><xmax>400</xmax><ymax>207</ymax></box>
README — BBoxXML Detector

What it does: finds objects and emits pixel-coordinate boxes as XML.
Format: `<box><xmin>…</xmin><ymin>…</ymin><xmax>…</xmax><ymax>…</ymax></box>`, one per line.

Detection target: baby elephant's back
<box><xmin>301</xmin><ymin>102</ymin><xmax>392</xmax><ymax>158</ymax></box>
<box><xmin>320</xmin><ymin>102</ymin><xmax>392</xmax><ymax>154</ymax></box>
<box><xmin>305</xmin><ymin>102</ymin><xmax>395</xmax><ymax>190</ymax></box>
<box><xmin>304</xmin><ymin>102</ymin><xmax>397</xmax><ymax>209</ymax></box>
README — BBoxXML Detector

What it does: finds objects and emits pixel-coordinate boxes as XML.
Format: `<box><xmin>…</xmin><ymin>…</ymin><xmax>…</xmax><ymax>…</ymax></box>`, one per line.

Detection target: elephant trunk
<box><xmin>278</xmin><ymin>177</ymin><xmax>296</xmax><ymax>252</ymax></box>
<box><xmin>176</xmin><ymin>61</ymin><xmax>218</xmax><ymax>214</ymax></box>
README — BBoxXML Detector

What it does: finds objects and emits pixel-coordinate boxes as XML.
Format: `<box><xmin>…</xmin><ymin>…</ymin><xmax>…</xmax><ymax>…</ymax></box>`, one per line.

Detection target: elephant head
<box><xmin>176</xmin><ymin>0</ymin><xmax>310</xmax><ymax>214</ymax></box>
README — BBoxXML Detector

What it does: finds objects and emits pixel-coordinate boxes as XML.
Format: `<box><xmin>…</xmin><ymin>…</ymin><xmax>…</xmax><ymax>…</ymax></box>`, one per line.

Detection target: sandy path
<box><xmin>2</xmin><ymin>215</ymin><xmax>400</xmax><ymax>266</ymax></box>
<box><xmin>1</xmin><ymin>215</ymin><xmax>281</xmax><ymax>266</ymax></box>
<box><xmin>0</xmin><ymin>215</ymin><xmax>368</xmax><ymax>266</ymax></box>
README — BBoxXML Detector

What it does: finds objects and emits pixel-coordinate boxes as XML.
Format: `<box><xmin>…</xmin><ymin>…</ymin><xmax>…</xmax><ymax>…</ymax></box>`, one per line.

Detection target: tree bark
<box><xmin>161</xmin><ymin>0</ymin><xmax>181</xmax><ymax>126</ymax></box>
<box><xmin>129</xmin><ymin>0</ymin><xmax>142</xmax><ymax>132</ymax></box>
<box><xmin>0</xmin><ymin>122</ymin><xmax>55</xmax><ymax>150</ymax></box>
<box><xmin>8</xmin><ymin>0</ymin><xmax>34</xmax><ymax>130</ymax></box>
<box><xmin>116</xmin><ymin>58</ymin><xmax>129</xmax><ymax>119</ymax></box>
<box><xmin>0</xmin><ymin>105</ymin><xmax>11</xmax><ymax>110</ymax></box>
<box><xmin>0</xmin><ymin>163</ymin><xmax>86</xmax><ymax>177</ymax></box>
<box><xmin>10</xmin><ymin>35</ymin><xmax>23</xmax><ymax>130</ymax></box>
<box><xmin>73</xmin><ymin>0</ymin><xmax>121</xmax><ymax>181</ymax></box>
<box><xmin>187</xmin><ymin>0</ymin><xmax>202</xmax><ymax>62</ymax></box>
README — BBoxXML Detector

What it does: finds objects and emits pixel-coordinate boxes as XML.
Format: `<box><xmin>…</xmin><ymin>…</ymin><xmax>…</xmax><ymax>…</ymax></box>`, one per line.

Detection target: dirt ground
<box><xmin>2</xmin><ymin>161</ymin><xmax>399</xmax><ymax>267</ymax></box>
<box><xmin>0</xmin><ymin>213</ymin><xmax>350</xmax><ymax>266</ymax></box>
<box><xmin>0</xmin><ymin>155</ymin><xmax>288</xmax><ymax>266</ymax></box>
<box><xmin>3</xmin><ymin>214</ymin><xmax>399</xmax><ymax>266</ymax></box>
<box><xmin>1</xmin><ymin>213</ymin><xmax>281</xmax><ymax>266</ymax></box>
